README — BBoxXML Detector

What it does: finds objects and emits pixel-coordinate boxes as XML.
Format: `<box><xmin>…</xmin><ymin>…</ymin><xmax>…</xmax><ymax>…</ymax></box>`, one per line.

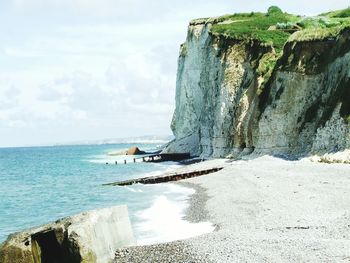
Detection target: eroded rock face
<box><xmin>0</xmin><ymin>205</ymin><xmax>135</xmax><ymax>263</ymax></box>
<box><xmin>165</xmin><ymin>20</ymin><xmax>350</xmax><ymax>158</ymax></box>
<box><xmin>256</xmin><ymin>32</ymin><xmax>350</xmax><ymax>156</ymax></box>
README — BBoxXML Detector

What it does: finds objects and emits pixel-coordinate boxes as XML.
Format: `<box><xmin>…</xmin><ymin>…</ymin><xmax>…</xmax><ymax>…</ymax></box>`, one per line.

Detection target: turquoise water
<box><xmin>0</xmin><ymin>143</ymin><xmax>183</xmax><ymax>243</ymax></box>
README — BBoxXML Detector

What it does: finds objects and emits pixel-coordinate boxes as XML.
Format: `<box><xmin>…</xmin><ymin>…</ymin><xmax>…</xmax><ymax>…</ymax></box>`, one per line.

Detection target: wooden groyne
<box><xmin>103</xmin><ymin>167</ymin><xmax>223</xmax><ymax>186</ymax></box>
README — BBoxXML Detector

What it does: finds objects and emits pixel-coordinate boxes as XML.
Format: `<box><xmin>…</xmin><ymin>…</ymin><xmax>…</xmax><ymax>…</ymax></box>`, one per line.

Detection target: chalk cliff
<box><xmin>165</xmin><ymin>11</ymin><xmax>350</xmax><ymax>158</ymax></box>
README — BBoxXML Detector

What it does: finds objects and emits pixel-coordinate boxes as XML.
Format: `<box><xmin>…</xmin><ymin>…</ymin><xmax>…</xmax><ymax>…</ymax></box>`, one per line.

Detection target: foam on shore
<box><xmin>134</xmin><ymin>184</ymin><xmax>214</xmax><ymax>245</ymax></box>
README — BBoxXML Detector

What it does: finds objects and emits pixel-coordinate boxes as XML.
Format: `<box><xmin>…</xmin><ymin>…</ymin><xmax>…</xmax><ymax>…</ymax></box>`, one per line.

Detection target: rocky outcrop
<box><xmin>126</xmin><ymin>147</ymin><xmax>145</xmax><ymax>155</ymax></box>
<box><xmin>0</xmin><ymin>205</ymin><xmax>135</xmax><ymax>263</ymax></box>
<box><xmin>165</xmin><ymin>20</ymin><xmax>350</xmax><ymax>158</ymax></box>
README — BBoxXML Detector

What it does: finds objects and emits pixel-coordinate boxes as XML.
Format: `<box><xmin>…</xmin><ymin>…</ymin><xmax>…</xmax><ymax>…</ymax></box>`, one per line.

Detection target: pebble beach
<box><xmin>114</xmin><ymin>156</ymin><xmax>350</xmax><ymax>262</ymax></box>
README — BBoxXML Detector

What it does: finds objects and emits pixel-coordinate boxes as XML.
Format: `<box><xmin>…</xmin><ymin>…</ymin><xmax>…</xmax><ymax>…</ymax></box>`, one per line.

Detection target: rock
<box><xmin>165</xmin><ymin>20</ymin><xmax>350</xmax><ymax>158</ymax></box>
<box><xmin>0</xmin><ymin>205</ymin><xmax>135</xmax><ymax>263</ymax></box>
<box><xmin>126</xmin><ymin>147</ymin><xmax>145</xmax><ymax>155</ymax></box>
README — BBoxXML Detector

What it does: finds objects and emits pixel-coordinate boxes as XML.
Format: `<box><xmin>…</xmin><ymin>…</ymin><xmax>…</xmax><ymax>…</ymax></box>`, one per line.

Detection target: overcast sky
<box><xmin>0</xmin><ymin>0</ymin><xmax>349</xmax><ymax>147</ymax></box>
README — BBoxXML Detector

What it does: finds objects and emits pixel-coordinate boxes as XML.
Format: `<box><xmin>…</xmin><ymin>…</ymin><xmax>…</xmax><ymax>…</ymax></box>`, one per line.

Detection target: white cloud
<box><xmin>11</xmin><ymin>0</ymin><xmax>350</xmax><ymax>17</ymax></box>
<box><xmin>11</xmin><ymin>0</ymin><xmax>176</xmax><ymax>19</ymax></box>
<box><xmin>1</xmin><ymin>0</ymin><xmax>350</xmax><ymax>146</ymax></box>
<box><xmin>0</xmin><ymin>22</ymin><xmax>177</xmax><ymax>146</ymax></box>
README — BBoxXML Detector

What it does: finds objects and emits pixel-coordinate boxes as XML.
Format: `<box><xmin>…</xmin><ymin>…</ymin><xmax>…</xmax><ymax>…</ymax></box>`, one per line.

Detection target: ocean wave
<box><xmin>124</xmin><ymin>186</ymin><xmax>143</xmax><ymax>193</ymax></box>
<box><xmin>134</xmin><ymin>185</ymin><xmax>214</xmax><ymax>245</ymax></box>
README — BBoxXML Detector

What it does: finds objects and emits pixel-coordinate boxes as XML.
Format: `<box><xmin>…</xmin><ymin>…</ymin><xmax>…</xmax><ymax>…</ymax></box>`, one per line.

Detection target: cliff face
<box><xmin>165</xmin><ymin>20</ymin><xmax>350</xmax><ymax>158</ymax></box>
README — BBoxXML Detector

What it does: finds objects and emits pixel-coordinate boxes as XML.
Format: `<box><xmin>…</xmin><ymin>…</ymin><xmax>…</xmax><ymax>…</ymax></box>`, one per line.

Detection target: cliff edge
<box><xmin>164</xmin><ymin>7</ymin><xmax>350</xmax><ymax>158</ymax></box>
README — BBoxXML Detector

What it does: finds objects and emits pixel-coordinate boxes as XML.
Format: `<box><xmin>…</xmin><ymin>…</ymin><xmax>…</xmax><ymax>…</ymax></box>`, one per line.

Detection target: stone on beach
<box><xmin>126</xmin><ymin>147</ymin><xmax>145</xmax><ymax>155</ymax></box>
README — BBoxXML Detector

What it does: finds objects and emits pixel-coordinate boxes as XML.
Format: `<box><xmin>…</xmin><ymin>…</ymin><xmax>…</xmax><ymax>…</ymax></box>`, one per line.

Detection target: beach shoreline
<box><xmin>2</xmin><ymin>153</ymin><xmax>349</xmax><ymax>262</ymax></box>
<box><xmin>114</xmin><ymin>181</ymin><xmax>215</xmax><ymax>263</ymax></box>
<box><xmin>114</xmin><ymin>156</ymin><xmax>350</xmax><ymax>263</ymax></box>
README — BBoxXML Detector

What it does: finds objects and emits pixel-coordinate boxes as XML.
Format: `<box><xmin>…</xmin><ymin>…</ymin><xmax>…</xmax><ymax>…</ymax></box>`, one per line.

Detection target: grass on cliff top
<box><xmin>210</xmin><ymin>8</ymin><xmax>296</xmax><ymax>53</ymax></box>
<box><xmin>210</xmin><ymin>6</ymin><xmax>350</xmax><ymax>52</ymax></box>
<box><xmin>289</xmin><ymin>12</ymin><xmax>350</xmax><ymax>41</ymax></box>
<box><xmin>321</xmin><ymin>7</ymin><xmax>350</xmax><ymax>18</ymax></box>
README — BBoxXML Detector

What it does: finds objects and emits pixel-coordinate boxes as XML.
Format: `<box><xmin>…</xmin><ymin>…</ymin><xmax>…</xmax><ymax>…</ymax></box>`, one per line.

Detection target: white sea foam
<box><xmin>134</xmin><ymin>184</ymin><xmax>214</xmax><ymax>245</ymax></box>
<box><xmin>124</xmin><ymin>186</ymin><xmax>143</xmax><ymax>193</ymax></box>
<box><xmin>162</xmin><ymin>183</ymin><xmax>195</xmax><ymax>196</ymax></box>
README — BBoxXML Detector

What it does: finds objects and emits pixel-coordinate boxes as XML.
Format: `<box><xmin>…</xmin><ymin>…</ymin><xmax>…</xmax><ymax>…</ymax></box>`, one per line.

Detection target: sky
<box><xmin>0</xmin><ymin>0</ymin><xmax>349</xmax><ymax>147</ymax></box>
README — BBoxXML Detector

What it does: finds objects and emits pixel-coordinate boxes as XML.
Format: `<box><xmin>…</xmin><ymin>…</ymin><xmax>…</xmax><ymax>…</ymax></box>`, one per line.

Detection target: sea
<box><xmin>0</xmin><ymin>143</ymin><xmax>213</xmax><ymax>245</ymax></box>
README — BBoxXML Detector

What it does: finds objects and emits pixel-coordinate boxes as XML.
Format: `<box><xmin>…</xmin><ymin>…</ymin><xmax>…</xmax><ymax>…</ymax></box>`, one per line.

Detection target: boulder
<box><xmin>0</xmin><ymin>205</ymin><xmax>135</xmax><ymax>263</ymax></box>
<box><xmin>126</xmin><ymin>147</ymin><xmax>145</xmax><ymax>155</ymax></box>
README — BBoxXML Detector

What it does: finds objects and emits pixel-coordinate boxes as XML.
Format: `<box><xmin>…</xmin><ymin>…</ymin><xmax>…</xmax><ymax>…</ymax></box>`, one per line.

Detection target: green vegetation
<box><xmin>288</xmin><ymin>26</ymin><xmax>344</xmax><ymax>42</ymax></box>
<box><xmin>297</xmin><ymin>16</ymin><xmax>340</xmax><ymax>28</ymax></box>
<box><xmin>180</xmin><ymin>43</ymin><xmax>188</xmax><ymax>57</ymax></box>
<box><xmin>345</xmin><ymin>115</ymin><xmax>350</xmax><ymax>124</ymax></box>
<box><xmin>208</xmin><ymin>6</ymin><xmax>350</xmax><ymax>100</ymax></box>
<box><xmin>325</xmin><ymin>7</ymin><xmax>350</xmax><ymax>18</ymax></box>
<box><xmin>334</xmin><ymin>8</ymin><xmax>350</xmax><ymax>18</ymax></box>
<box><xmin>288</xmin><ymin>14</ymin><xmax>350</xmax><ymax>41</ymax></box>
<box><xmin>267</xmin><ymin>6</ymin><xmax>283</xmax><ymax>16</ymax></box>
<box><xmin>210</xmin><ymin>6</ymin><xmax>350</xmax><ymax>52</ymax></box>
<box><xmin>276</xmin><ymin>22</ymin><xmax>297</xmax><ymax>30</ymax></box>
<box><xmin>256</xmin><ymin>52</ymin><xmax>278</xmax><ymax>94</ymax></box>
<box><xmin>210</xmin><ymin>10</ymin><xmax>296</xmax><ymax>53</ymax></box>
